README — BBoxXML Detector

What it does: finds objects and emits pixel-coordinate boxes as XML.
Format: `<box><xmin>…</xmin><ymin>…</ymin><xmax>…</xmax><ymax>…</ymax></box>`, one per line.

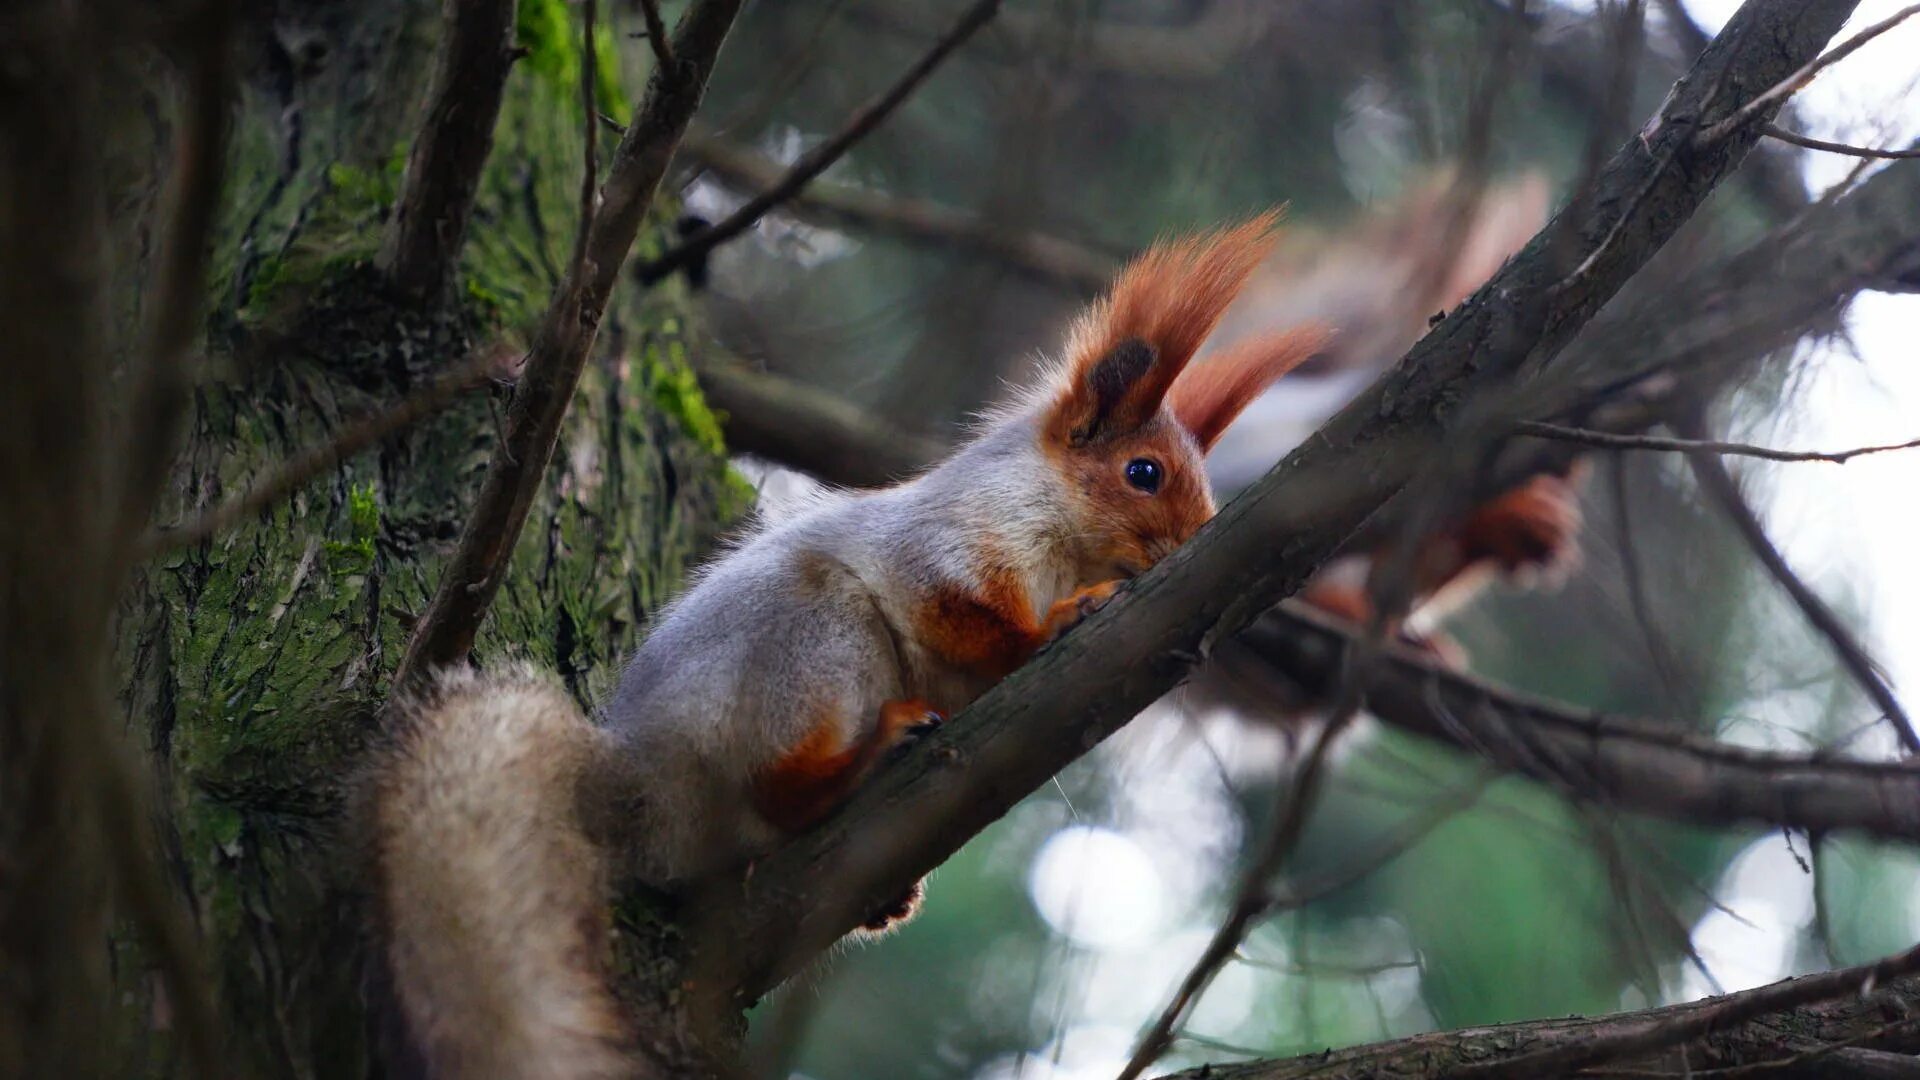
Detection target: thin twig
<box><xmin>1115</xmin><ymin>696</ymin><xmax>1366</xmax><ymax>1080</ymax></box>
<box><xmin>676</xmin><ymin>131</ymin><xmax>1117</xmax><ymax>289</ymax></box>
<box><xmin>635</xmin><ymin>0</ymin><xmax>1002</xmax><ymax>283</ymax></box>
<box><xmin>637</xmin><ymin>0</ymin><xmax>674</xmax><ymax>71</ymax></box>
<box><xmin>1764</xmin><ymin>123</ymin><xmax>1920</xmax><ymax>159</ymax></box>
<box><xmin>571</xmin><ymin>0</ymin><xmax>600</xmax><ymax>283</ymax></box>
<box><xmin>142</xmin><ymin>348</ymin><xmax>506</xmax><ymax>557</ymax></box>
<box><xmin>1519</xmin><ymin>420</ymin><xmax>1920</xmax><ymax>463</ymax></box>
<box><xmin>1697</xmin><ymin>2</ymin><xmax>1920</xmax><ymax>146</ymax></box>
<box><xmin>1678</xmin><ymin>411</ymin><xmax>1920</xmax><ymax>755</ymax></box>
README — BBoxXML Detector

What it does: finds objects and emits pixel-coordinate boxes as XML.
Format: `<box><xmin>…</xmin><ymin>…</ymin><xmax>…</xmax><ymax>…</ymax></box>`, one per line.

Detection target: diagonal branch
<box><xmin>377</xmin><ymin>0</ymin><xmax>521</xmax><ymax>303</ymax></box>
<box><xmin>142</xmin><ymin>345</ymin><xmax>510</xmax><ymax>556</ymax></box>
<box><xmin>676</xmin><ymin>131</ymin><xmax>1117</xmax><ymax>290</ymax></box>
<box><xmin>394</xmin><ymin>0</ymin><xmax>745</xmax><ymax>691</ymax></box>
<box><xmin>634</xmin><ymin>0</ymin><xmax>1002</xmax><ymax>283</ymax></box>
<box><xmin>1680</xmin><ymin>414</ymin><xmax>1920</xmax><ymax>754</ymax></box>
<box><xmin>687</xmin><ymin>0</ymin><xmax>1868</xmax><ymax>1009</ymax></box>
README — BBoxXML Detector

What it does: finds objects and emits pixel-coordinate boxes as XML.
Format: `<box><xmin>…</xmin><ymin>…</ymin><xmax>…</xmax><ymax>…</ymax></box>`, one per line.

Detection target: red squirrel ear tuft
<box><xmin>1047</xmin><ymin>211</ymin><xmax>1282</xmax><ymax>445</ymax></box>
<box><xmin>1168</xmin><ymin>324</ymin><xmax>1334</xmax><ymax>452</ymax></box>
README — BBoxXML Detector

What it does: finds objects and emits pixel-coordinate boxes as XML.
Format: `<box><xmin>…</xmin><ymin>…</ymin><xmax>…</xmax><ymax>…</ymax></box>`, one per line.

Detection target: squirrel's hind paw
<box><xmin>859</xmin><ymin>878</ymin><xmax>927</xmax><ymax>934</ymax></box>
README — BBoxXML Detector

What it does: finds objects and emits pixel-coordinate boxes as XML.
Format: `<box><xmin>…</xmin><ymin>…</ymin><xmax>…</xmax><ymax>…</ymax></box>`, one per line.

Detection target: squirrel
<box><xmin>366</xmin><ymin>212</ymin><xmax>1334</xmax><ymax>1078</ymax></box>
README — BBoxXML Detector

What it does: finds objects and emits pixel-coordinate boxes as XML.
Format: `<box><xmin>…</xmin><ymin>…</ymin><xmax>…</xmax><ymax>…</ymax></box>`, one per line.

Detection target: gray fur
<box><xmin>602</xmin><ymin>409</ymin><xmax>1082</xmax><ymax>882</ymax></box>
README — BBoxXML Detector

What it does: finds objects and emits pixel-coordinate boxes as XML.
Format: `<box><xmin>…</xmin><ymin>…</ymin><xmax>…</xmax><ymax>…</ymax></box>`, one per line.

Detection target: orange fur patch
<box><xmin>912</xmin><ymin>570</ymin><xmax>1046</xmax><ymax>681</ymax></box>
<box><xmin>750</xmin><ymin>699</ymin><xmax>939</xmax><ymax>832</ymax></box>
<box><xmin>1169</xmin><ymin>325</ymin><xmax>1334</xmax><ymax>450</ymax></box>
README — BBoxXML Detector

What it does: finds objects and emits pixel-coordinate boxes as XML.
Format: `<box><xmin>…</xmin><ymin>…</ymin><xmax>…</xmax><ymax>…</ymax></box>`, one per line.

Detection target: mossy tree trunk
<box><xmin>111</xmin><ymin>3</ymin><xmax>740</xmax><ymax>1074</ymax></box>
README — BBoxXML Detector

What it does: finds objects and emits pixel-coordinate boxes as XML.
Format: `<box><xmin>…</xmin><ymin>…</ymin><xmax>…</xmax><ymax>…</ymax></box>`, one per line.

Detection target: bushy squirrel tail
<box><xmin>367</xmin><ymin>666</ymin><xmax>632</xmax><ymax>1080</ymax></box>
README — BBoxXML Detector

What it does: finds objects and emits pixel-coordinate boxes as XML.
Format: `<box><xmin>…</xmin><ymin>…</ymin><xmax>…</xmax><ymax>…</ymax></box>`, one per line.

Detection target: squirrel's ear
<box><xmin>1052</xmin><ymin>337</ymin><xmax>1159</xmax><ymax>445</ymax></box>
<box><xmin>1046</xmin><ymin>211</ymin><xmax>1282</xmax><ymax>445</ymax></box>
<box><xmin>1169</xmin><ymin>325</ymin><xmax>1333</xmax><ymax>452</ymax></box>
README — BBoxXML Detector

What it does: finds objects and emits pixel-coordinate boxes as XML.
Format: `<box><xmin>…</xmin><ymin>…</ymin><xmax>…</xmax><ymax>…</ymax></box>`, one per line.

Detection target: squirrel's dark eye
<box><xmin>1125</xmin><ymin>458</ymin><xmax>1162</xmax><ymax>494</ymax></box>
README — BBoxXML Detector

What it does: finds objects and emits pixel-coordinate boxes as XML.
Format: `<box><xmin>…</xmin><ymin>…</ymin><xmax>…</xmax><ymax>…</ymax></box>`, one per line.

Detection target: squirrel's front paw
<box><xmin>1042</xmin><ymin>579</ymin><xmax>1123</xmax><ymax>641</ymax></box>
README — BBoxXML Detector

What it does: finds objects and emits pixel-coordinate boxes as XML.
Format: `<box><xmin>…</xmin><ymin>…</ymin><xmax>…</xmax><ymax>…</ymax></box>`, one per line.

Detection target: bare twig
<box><xmin>1519</xmin><ymin>420</ymin><xmax>1920</xmax><ymax>464</ymax></box>
<box><xmin>635</xmin><ymin>0</ymin><xmax>1002</xmax><ymax>283</ymax></box>
<box><xmin>1117</xmin><ymin>698</ymin><xmax>1365</xmax><ymax>1080</ymax></box>
<box><xmin>1698</xmin><ymin>3</ymin><xmax>1920</xmax><ymax>146</ymax></box>
<box><xmin>1765</xmin><ymin>123</ymin><xmax>1920</xmax><ymax>159</ymax></box>
<box><xmin>677</xmin><ymin>132</ymin><xmax>1117</xmax><ymax>289</ymax></box>
<box><xmin>571</xmin><ymin>0</ymin><xmax>600</xmax><ymax>281</ymax></box>
<box><xmin>1133</xmin><ymin>772</ymin><xmax>1487</xmax><ymax>1078</ymax></box>
<box><xmin>636</xmin><ymin>0</ymin><xmax>674</xmax><ymax>72</ymax></box>
<box><xmin>394</xmin><ymin>0</ymin><xmax>746</xmax><ymax>690</ymax></box>
<box><xmin>1679</xmin><ymin>413</ymin><xmax>1920</xmax><ymax>755</ymax></box>
<box><xmin>377</xmin><ymin>0</ymin><xmax>520</xmax><ymax>302</ymax></box>
<box><xmin>143</xmin><ymin>347</ymin><xmax>506</xmax><ymax>556</ymax></box>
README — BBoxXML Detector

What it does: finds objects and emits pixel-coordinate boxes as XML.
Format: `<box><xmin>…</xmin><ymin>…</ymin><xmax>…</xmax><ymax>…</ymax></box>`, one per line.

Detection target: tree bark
<box><xmin>110</xmin><ymin>2</ymin><xmax>741</xmax><ymax>1073</ymax></box>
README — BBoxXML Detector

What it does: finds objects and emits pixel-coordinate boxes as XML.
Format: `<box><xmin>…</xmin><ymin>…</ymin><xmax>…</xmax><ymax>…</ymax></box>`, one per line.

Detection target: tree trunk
<box><xmin>112</xmin><ymin>3</ymin><xmax>739</xmax><ymax>1074</ymax></box>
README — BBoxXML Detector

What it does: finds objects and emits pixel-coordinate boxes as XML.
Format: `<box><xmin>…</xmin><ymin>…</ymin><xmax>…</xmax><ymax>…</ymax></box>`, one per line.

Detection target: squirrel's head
<box><xmin>1038</xmin><ymin>212</ymin><xmax>1330</xmax><ymax>582</ymax></box>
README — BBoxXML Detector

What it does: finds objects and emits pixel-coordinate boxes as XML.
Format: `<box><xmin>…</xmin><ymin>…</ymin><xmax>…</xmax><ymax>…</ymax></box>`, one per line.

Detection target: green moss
<box><xmin>648</xmin><ymin>352</ymin><xmax>729</xmax><ymax>458</ymax></box>
<box><xmin>241</xmin><ymin>154</ymin><xmax>406</xmax><ymax>317</ymax></box>
<box><xmin>325</xmin><ymin>158</ymin><xmax>404</xmax><ymax>212</ymax></box>
<box><xmin>517</xmin><ymin>0</ymin><xmax>629</xmax><ymax>121</ymax></box>
<box><xmin>325</xmin><ymin>481</ymin><xmax>380</xmax><ymax>571</ymax></box>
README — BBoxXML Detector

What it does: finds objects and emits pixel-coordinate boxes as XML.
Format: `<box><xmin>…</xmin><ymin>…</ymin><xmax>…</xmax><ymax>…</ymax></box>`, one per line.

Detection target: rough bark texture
<box><xmin>109</xmin><ymin>2</ymin><xmax>741</xmax><ymax>1074</ymax></box>
<box><xmin>1167</xmin><ymin>971</ymin><xmax>1920</xmax><ymax>1078</ymax></box>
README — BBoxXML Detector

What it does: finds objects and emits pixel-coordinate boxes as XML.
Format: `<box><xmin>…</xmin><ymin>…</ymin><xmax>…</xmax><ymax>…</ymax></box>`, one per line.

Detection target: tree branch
<box><xmin>1698</xmin><ymin>2</ymin><xmax>1920</xmax><ymax>146</ymax></box>
<box><xmin>634</xmin><ymin>0</ymin><xmax>1001</xmax><ymax>283</ymax></box>
<box><xmin>377</xmin><ymin>0</ymin><xmax>520</xmax><ymax>303</ymax></box>
<box><xmin>676</xmin><ymin>131</ymin><xmax>1117</xmax><ymax>290</ymax></box>
<box><xmin>1517</xmin><ymin>421</ymin><xmax>1920</xmax><ymax>464</ymax></box>
<box><xmin>1765</xmin><ymin>124</ymin><xmax>1920</xmax><ymax>160</ymax></box>
<box><xmin>143</xmin><ymin>345</ymin><xmax>510</xmax><ymax>556</ymax></box>
<box><xmin>1228</xmin><ymin>601</ymin><xmax>1920</xmax><ymax>843</ymax></box>
<box><xmin>1158</xmin><ymin>959</ymin><xmax>1920</xmax><ymax>1079</ymax></box>
<box><xmin>394</xmin><ymin>0</ymin><xmax>745</xmax><ymax>690</ymax></box>
<box><xmin>686</xmin><ymin>0</ymin><xmax>1868</xmax><ymax>1009</ymax></box>
<box><xmin>692</xmin><ymin>353</ymin><xmax>945</xmax><ymax>486</ymax></box>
